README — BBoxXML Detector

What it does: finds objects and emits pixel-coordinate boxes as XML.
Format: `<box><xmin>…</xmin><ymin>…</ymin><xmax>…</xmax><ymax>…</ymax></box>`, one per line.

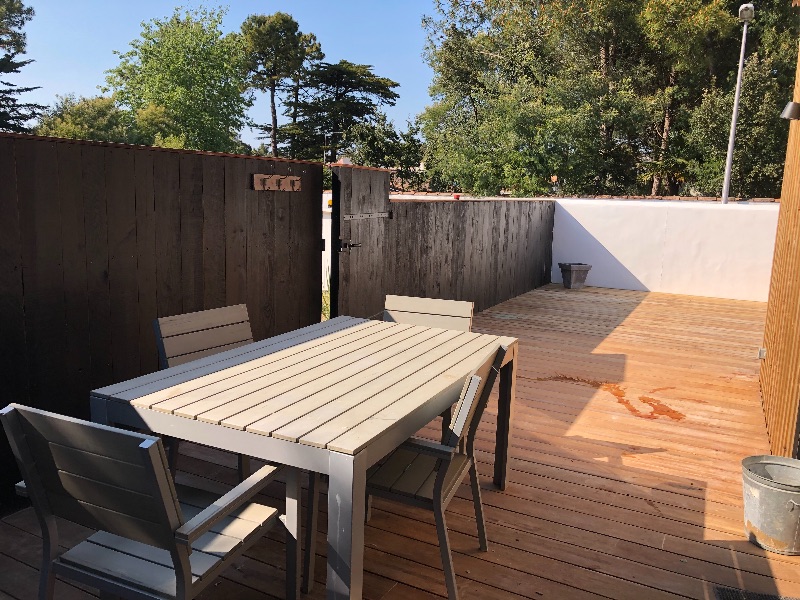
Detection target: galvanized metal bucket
<box><xmin>742</xmin><ymin>455</ymin><xmax>800</xmax><ymax>555</ymax></box>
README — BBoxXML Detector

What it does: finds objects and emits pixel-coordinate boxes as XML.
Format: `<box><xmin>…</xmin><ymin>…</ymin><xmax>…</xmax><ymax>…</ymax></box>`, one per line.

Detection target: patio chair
<box><xmin>153</xmin><ymin>304</ymin><xmax>254</xmax><ymax>479</ymax></box>
<box><xmin>383</xmin><ymin>294</ymin><xmax>474</xmax><ymax>332</ymax></box>
<box><xmin>383</xmin><ymin>295</ymin><xmax>475</xmax><ymax>438</ymax></box>
<box><xmin>155</xmin><ymin>305</ymin><xmax>320</xmax><ymax>594</ymax></box>
<box><xmin>365</xmin><ymin>344</ymin><xmax>506</xmax><ymax>600</ymax></box>
<box><xmin>0</xmin><ymin>404</ymin><xmax>285</xmax><ymax>600</ymax></box>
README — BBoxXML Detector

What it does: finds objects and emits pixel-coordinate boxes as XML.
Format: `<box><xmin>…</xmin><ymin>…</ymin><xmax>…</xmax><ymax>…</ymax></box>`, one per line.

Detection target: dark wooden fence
<box><xmin>0</xmin><ymin>134</ymin><xmax>322</xmax><ymax>511</ymax></box>
<box><xmin>761</xmin><ymin>46</ymin><xmax>800</xmax><ymax>457</ymax></box>
<box><xmin>331</xmin><ymin>165</ymin><xmax>554</xmax><ymax>319</ymax></box>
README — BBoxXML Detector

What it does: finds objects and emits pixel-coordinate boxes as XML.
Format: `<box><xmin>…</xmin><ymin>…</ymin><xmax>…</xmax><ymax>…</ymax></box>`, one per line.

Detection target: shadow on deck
<box><xmin>1</xmin><ymin>284</ymin><xmax>795</xmax><ymax>600</ymax></box>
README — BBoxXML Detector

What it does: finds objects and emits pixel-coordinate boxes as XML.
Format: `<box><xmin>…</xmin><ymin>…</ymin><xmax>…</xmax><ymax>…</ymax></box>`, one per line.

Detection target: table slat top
<box><xmin>93</xmin><ymin>317</ymin><xmax>517</xmax><ymax>455</ymax></box>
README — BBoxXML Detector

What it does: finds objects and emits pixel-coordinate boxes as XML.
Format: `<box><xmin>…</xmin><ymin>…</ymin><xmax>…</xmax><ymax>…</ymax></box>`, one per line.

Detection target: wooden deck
<box><xmin>2</xmin><ymin>284</ymin><xmax>795</xmax><ymax>599</ymax></box>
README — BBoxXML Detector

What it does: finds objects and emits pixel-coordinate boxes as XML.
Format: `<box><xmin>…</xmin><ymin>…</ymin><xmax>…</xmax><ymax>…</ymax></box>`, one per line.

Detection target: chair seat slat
<box><xmin>58</xmin><ymin>538</ymin><xmax>199</xmax><ymax>598</ymax></box>
<box><xmin>88</xmin><ymin>531</ymin><xmax>220</xmax><ymax>578</ymax></box>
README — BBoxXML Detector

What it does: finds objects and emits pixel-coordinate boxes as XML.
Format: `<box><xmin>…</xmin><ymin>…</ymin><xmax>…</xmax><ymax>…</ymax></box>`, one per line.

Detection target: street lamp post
<box><xmin>322</xmin><ymin>131</ymin><xmax>343</xmax><ymax>164</ymax></box>
<box><xmin>721</xmin><ymin>3</ymin><xmax>755</xmax><ymax>204</ymax></box>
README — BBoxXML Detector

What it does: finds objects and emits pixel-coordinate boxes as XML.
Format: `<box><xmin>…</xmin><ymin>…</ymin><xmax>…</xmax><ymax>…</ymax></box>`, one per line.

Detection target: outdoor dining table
<box><xmin>90</xmin><ymin>315</ymin><xmax>518</xmax><ymax>600</ymax></box>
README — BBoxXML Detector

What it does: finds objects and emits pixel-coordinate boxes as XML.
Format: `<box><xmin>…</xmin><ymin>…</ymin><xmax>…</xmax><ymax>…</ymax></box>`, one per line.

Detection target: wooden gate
<box><xmin>330</xmin><ymin>165</ymin><xmax>555</xmax><ymax>319</ymax></box>
<box><xmin>330</xmin><ymin>165</ymin><xmax>392</xmax><ymax>319</ymax></box>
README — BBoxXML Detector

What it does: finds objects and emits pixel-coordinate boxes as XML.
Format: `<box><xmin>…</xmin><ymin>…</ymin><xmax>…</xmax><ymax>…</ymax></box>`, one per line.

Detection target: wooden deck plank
<box><xmin>6</xmin><ymin>285</ymin><xmax>792</xmax><ymax>599</ymax></box>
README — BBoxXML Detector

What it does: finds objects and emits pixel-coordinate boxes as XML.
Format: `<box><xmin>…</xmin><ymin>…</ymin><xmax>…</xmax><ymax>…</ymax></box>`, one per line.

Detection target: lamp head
<box><xmin>739</xmin><ymin>3</ymin><xmax>755</xmax><ymax>22</ymax></box>
<box><xmin>781</xmin><ymin>101</ymin><xmax>800</xmax><ymax>120</ymax></box>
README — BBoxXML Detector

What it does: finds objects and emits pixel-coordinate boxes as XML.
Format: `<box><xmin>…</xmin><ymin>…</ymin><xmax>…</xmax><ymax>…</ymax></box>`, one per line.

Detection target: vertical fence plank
<box><xmin>134</xmin><ymin>149</ymin><xmax>158</xmax><ymax>375</ymax></box>
<box><xmin>106</xmin><ymin>147</ymin><xmax>140</xmax><ymax>383</ymax></box>
<box><xmin>180</xmin><ymin>153</ymin><xmax>205</xmax><ymax>314</ymax></box>
<box><xmin>431</xmin><ymin>203</ymin><xmax>449</xmax><ymax>299</ymax></box>
<box><xmin>81</xmin><ymin>144</ymin><xmax>113</xmax><ymax>388</ymax></box>
<box><xmin>478</xmin><ymin>202</ymin><xmax>495</xmax><ymax>312</ymax></box>
<box><xmin>57</xmin><ymin>141</ymin><xmax>91</xmax><ymax>415</ymax></box>
<box><xmin>246</xmin><ymin>158</ymin><xmax>275</xmax><ymax>340</ymax></box>
<box><xmin>154</xmin><ymin>152</ymin><xmax>182</xmax><ymax>318</ymax></box>
<box><xmin>451</xmin><ymin>200</ymin><xmax>467</xmax><ymax>301</ymax></box>
<box><xmin>224</xmin><ymin>155</ymin><xmax>247</xmax><ymax>307</ymax></box>
<box><xmin>272</xmin><ymin>161</ymin><xmax>294</xmax><ymax>334</ymax></box>
<box><xmin>421</xmin><ymin>199</ymin><xmax>436</xmax><ymax>299</ymax></box>
<box><xmin>202</xmin><ymin>155</ymin><xmax>226</xmax><ymax>309</ymax></box>
<box><xmin>295</xmin><ymin>162</ymin><xmax>323</xmax><ymax>325</ymax></box>
<box><xmin>332</xmin><ymin>166</ymin><xmax>352</xmax><ymax>317</ymax></box>
<box><xmin>0</xmin><ymin>138</ymin><xmax>28</xmax><ymax>406</ymax></box>
<box><xmin>15</xmin><ymin>138</ymin><xmax>66</xmax><ymax>412</ymax></box>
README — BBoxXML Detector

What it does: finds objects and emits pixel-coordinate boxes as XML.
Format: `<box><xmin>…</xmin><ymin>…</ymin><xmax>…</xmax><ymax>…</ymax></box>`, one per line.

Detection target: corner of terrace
<box><xmin>0</xmin><ymin>99</ymin><xmax>799</xmax><ymax>599</ymax></box>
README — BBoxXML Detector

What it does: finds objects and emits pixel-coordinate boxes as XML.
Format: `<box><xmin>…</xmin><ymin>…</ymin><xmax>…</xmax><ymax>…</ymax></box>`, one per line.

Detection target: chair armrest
<box><xmin>401</xmin><ymin>437</ymin><xmax>456</xmax><ymax>459</ymax></box>
<box><xmin>175</xmin><ymin>464</ymin><xmax>281</xmax><ymax>545</ymax></box>
<box><xmin>15</xmin><ymin>481</ymin><xmax>27</xmax><ymax>498</ymax></box>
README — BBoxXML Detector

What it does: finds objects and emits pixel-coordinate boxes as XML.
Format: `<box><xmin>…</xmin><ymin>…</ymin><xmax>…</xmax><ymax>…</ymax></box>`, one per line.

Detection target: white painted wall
<box><xmin>551</xmin><ymin>199</ymin><xmax>779</xmax><ymax>302</ymax></box>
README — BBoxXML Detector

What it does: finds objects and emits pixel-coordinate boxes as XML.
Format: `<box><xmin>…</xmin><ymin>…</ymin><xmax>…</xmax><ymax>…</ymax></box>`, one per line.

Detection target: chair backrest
<box><xmin>443</xmin><ymin>344</ymin><xmax>507</xmax><ymax>448</ymax></box>
<box><xmin>383</xmin><ymin>295</ymin><xmax>473</xmax><ymax>331</ymax></box>
<box><xmin>154</xmin><ymin>304</ymin><xmax>254</xmax><ymax>368</ymax></box>
<box><xmin>0</xmin><ymin>404</ymin><xmax>183</xmax><ymax>550</ymax></box>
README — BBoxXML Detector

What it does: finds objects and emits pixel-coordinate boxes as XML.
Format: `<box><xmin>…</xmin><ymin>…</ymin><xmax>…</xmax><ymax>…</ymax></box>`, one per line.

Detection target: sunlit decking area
<box><xmin>1</xmin><ymin>284</ymin><xmax>791</xmax><ymax>600</ymax></box>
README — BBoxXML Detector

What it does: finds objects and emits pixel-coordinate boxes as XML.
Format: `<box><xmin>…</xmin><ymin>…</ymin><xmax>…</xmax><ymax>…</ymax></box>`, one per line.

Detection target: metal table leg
<box><xmin>326</xmin><ymin>450</ymin><xmax>367</xmax><ymax>600</ymax></box>
<box><xmin>494</xmin><ymin>355</ymin><xmax>516</xmax><ymax>490</ymax></box>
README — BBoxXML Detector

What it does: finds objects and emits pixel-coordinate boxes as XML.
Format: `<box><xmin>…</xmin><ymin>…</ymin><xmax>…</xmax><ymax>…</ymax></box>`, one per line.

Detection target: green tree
<box><xmin>421</xmin><ymin>0</ymin><xmax>792</xmax><ymax>198</ymax></box>
<box><xmin>34</xmin><ymin>94</ymin><xmax>194</xmax><ymax>148</ymax></box>
<box><xmin>105</xmin><ymin>7</ymin><xmax>251</xmax><ymax>153</ymax></box>
<box><xmin>343</xmin><ymin>114</ymin><xmax>426</xmax><ymax>190</ymax></box>
<box><xmin>420</xmin><ymin>1</ymin><xmax>562</xmax><ymax>195</ymax></box>
<box><xmin>242</xmin><ymin>12</ymin><xmax>309</xmax><ymax>156</ymax></box>
<box><xmin>35</xmin><ymin>95</ymin><xmax>131</xmax><ymax>142</ymax></box>
<box><xmin>289</xmin><ymin>60</ymin><xmax>399</xmax><ymax>161</ymax></box>
<box><xmin>0</xmin><ymin>0</ymin><xmax>41</xmax><ymax>132</ymax></box>
<box><xmin>638</xmin><ymin>0</ymin><xmax>735</xmax><ymax>194</ymax></box>
<box><xmin>132</xmin><ymin>102</ymin><xmax>181</xmax><ymax>146</ymax></box>
<box><xmin>279</xmin><ymin>31</ymin><xmax>323</xmax><ymax>159</ymax></box>
<box><xmin>686</xmin><ymin>53</ymin><xmax>788</xmax><ymax>198</ymax></box>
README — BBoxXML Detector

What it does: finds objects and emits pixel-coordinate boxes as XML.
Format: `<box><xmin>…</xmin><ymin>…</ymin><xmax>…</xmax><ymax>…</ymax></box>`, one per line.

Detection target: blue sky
<box><xmin>14</xmin><ymin>0</ymin><xmax>437</xmax><ymax>145</ymax></box>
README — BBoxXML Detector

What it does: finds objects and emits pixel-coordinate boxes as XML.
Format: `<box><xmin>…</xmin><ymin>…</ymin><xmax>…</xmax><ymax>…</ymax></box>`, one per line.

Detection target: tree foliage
<box><xmin>343</xmin><ymin>114</ymin><xmax>426</xmax><ymax>190</ymax></box>
<box><xmin>286</xmin><ymin>60</ymin><xmax>399</xmax><ymax>162</ymax></box>
<box><xmin>35</xmin><ymin>95</ymin><xmax>131</xmax><ymax>142</ymax></box>
<box><xmin>241</xmin><ymin>12</ymin><xmax>320</xmax><ymax>156</ymax></box>
<box><xmin>105</xmin><ymin>7</ymin><xmax>251</xmax><ymax>153</ymax></box>
<box><xmin>421</xmin><ymin>0</ymin><xmax>797</xmax><ymax>198</ymax></box>
<box><xmin>0</xmin><ymin>0</ymin><xmax>41</xmax><ymax>132</ymax></box>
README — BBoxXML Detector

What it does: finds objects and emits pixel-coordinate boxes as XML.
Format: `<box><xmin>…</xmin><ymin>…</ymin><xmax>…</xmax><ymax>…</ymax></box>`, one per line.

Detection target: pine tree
<box><xmin>0</xmin><ymin>0</ymin><xmax>41</xmax><ymax>132</ymax></box>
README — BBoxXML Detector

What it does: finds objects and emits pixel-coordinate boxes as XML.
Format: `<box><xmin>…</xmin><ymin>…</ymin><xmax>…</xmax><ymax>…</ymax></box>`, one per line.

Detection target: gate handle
<box><xmin>338</xmin><ymin>240</ymin><xmax>362</xmax><ymax>254</ymax></box>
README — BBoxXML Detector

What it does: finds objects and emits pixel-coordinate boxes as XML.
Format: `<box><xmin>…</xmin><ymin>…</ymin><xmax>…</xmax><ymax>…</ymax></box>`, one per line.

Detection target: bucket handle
<box><xmin>787</xmin><ymin>500</ymin><xmax>800</xmax><ymax>511</ymax></box>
